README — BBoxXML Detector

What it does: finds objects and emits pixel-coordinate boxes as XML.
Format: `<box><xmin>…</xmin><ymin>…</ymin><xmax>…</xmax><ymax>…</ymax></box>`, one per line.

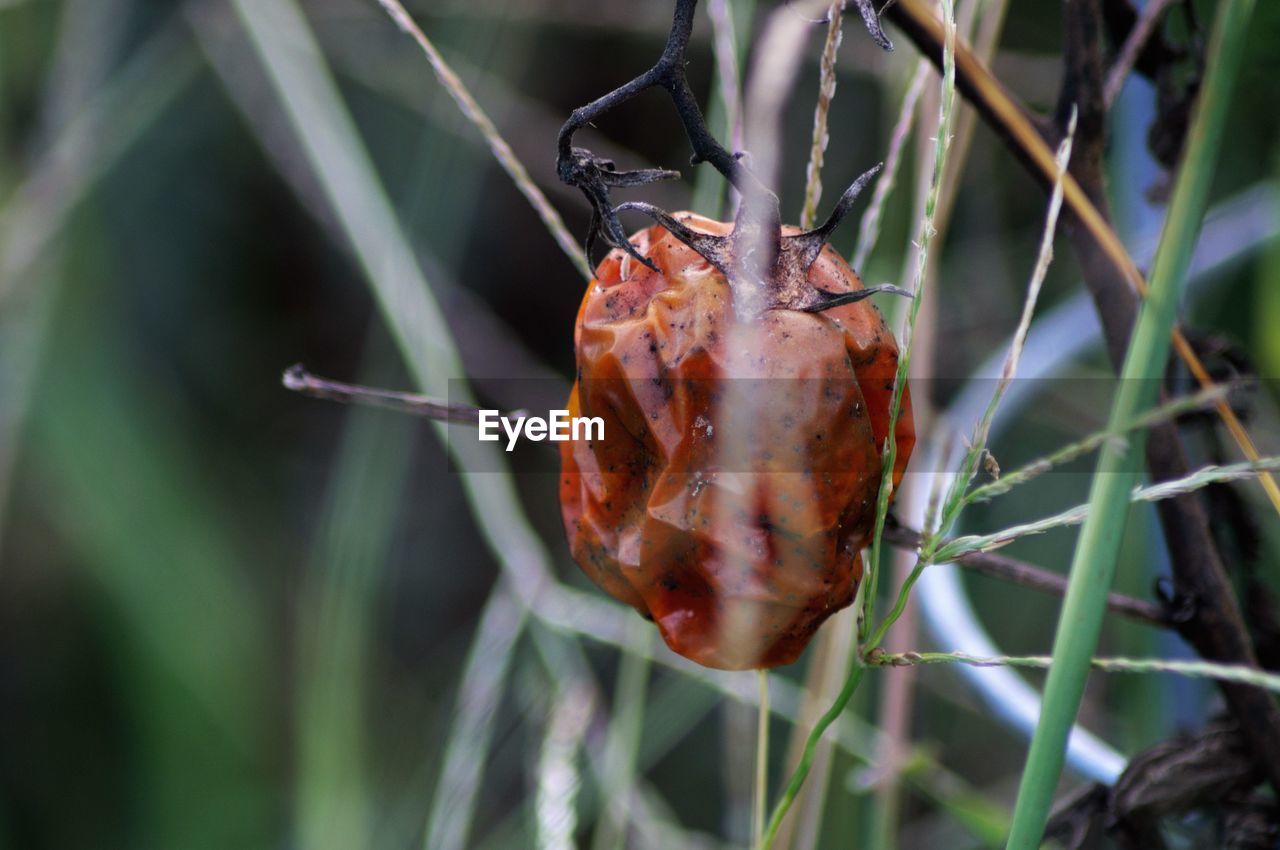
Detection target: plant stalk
<box><xmin>1003</xmin><ymin>1</ymin><xmax>1258</xmax><ymax>845</ymax></box>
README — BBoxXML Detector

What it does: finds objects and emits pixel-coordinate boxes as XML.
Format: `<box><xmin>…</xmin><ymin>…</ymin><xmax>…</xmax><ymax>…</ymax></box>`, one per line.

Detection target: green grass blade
<box><xmin>370</xmin><ymin>0</ymin><xmax>591</xmax><ymax>280</ymax></box>
<box><xmin>227</xmin><ymin>0</ymin><xmax>563</xmax><ymax>608</ymax></box>
<box><xmin>934</xmin><ymin>458</ymin><xmax>1280</xmax><ymax>561</ymax></box>
<box><xmin>1003</xmin><ymin>1</ymin><xmax>1257</xmax><ymax>845</ymax></box>
<box><xmin>589</xmin><ymin>621</ymin><xmax>653</xmax><ymax>850</ymax></box>
<box><xmin>535</xmin><ymin>684</ymin><xmax>595</xmax><ymax>850</ymax></box>
<box><xmin>878</xmin><ymin>651</ymin><xmax>1280</xmax><ymax>695</ymax></box>
<box><xmin>425</xmin><ymin>582</ymin><xmax>528</xmax><ymax>850</ymax></box>
<box><xmin>851</xmin><ymin>60</ymin><xmax>928</xmax><ymax>272</ymax></box>
<box><xmin>31</xmin><ymin>297</ymin><xmax>274</xmax><ymax>850</ymax></box>
<box><xmin>295</xmin><ymin>353</ymin><xmax>415</xmax><ymax>850</ymax></box>
<box><xmin>693</xmin><ymin>0</ymin><xmax>755</xmax><ymax>218</ymax></box>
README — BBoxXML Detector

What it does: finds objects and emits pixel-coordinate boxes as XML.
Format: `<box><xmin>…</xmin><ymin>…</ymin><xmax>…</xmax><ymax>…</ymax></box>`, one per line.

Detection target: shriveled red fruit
<box><xmin>559</xmin><ymin>212</ymin><xmax>914</xmax><ymax>670</ymax></box>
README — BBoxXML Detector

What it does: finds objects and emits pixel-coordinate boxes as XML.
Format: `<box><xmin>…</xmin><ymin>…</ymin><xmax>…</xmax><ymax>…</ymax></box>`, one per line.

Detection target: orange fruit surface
<box><xmin>560</xmin><ymin>213</ymin><xmax>914</xmax><ymax>669</ymax></box>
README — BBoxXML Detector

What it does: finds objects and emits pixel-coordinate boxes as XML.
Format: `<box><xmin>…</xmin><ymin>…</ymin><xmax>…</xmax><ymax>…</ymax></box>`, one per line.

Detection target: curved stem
<box><xmin>555</xmin><ymin>0</ymin><xmax>777</xmax><ymax>258</ymax></box>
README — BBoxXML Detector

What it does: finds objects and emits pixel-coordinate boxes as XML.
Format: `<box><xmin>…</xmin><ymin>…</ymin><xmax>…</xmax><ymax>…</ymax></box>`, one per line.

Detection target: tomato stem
<box><xmin>555</xmin><ymin>0</ymin><xmax>892</xmax><ymax>271</ymax></box>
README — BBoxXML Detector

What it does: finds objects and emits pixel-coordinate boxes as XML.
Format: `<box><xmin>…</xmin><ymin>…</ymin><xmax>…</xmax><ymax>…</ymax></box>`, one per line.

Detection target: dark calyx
<box><xmin>618</xmin><ymin>165</ymin><xmax>911</xmax><ymax>318</ymax></box>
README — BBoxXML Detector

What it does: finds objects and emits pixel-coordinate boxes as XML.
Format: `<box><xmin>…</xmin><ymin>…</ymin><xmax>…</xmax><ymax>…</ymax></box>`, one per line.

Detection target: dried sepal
<box><xmin>615</xmin><ymin>202</ymin><xmax>735</xmax><ymax>272</ymax></box>
<box><xmin>797</xmin><ymin>283</ymin><xmax>913</xmax><ymax>313</ymax></box>
<box><xmin>562</xmin><ymin>147</ymin><xmax>680</xmax><ymax>269</ymax></box>
<box><xmin>792</xmin><ymin>163</ymin><xmax>883</xmax><ymax>269</ymax></box>
<box><xmin>846</xmin><ymin>0</ymin><xmax>894</xmax><ymax>51</ymax></box>
<box><xmin>616</xmin><ymin>167</ymin><xmax>897</xmax><ymax>317</ymax></box>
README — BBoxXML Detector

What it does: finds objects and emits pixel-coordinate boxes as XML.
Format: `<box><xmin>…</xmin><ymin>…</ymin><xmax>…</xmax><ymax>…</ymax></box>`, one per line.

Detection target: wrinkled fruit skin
<box><xmin>560</xmin><ymin>213</ymin><xmax>914</xmax><ymax>670</ymax></box>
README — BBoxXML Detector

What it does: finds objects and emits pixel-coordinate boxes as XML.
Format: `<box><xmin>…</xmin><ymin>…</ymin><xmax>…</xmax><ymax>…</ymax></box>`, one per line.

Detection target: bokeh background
<box><xmin>2</xmin><ymin>1</ymin><xmax>1279</xmax><ymax>848</ymax></box>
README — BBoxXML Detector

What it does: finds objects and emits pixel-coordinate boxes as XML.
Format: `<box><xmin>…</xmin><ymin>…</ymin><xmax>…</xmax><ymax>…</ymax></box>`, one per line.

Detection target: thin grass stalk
<box><xmin>225</xmin><ymin>6</ymin><xmax>614</xmax><ymax>843</ymax></box>
<box><xmin>424</xmin><ymin>583</ymin><xmax>528</xmax><ymax>850</ymax></box>
<box><xmin>590</xmin><ymin>621</ymin><xmax>653</xmax><ymax>850</ymax></box>
<box><xmin>1103</xmin><ymin>0</ymin><xmax>1177</xmax><ymax>108</ymax></box>
<box><xmin>921</xmin><ymin>428</ymin><xmax>958</xmax><ymax>541</ymax></box>
<box><xmin>931</xmin><ymin>0</ymin><xmax>1011</xmax><ymax>239</ymax></box>
<box><xmin>772</xmin><ymin>608</ymin><xmax>857</xmax><ymax>850</ymax></box>
<box><xmin>0</xmin><ymin>19</ymin><xmax>195</xmax><ymax>302</ymax></box>
<box><xmin>778</xmin><ymin>4</ymin><xmax>860</xmax><ymax>843</ymax></box>
<box><xmin>933</xmin><ymin>457</ymin><xmax>1280</xmax><ymax>561</ymax></box>
<box><xmin>864</xmin><ymin>21</ymin><xmax>992</xmax><ymax>832</ymax></box>
<box><xmin>753</xmin><ymin>669</ymin><xmax>770</xmax><ymax>850</ymax></box>
<box><xmin>1003</xmin><ymin>2</ymin><xmax>1257</xmax><ymax>845</ymax></box>
<box><xmin>741</xmin><ymin>0</ymin><xmax>828</xmax><ymax>194</ymax></box>
<box><xmin>230</xmin><ymin>0</ymin><xmax>587</xmax><ymax>637</ymax></box>
<box><xmin>863</xmin><ymin>0</ymin><xmax>957</xmax><ymax>643</ymax></box>
<box><xmin>851</xmin><ymin>59</ymin><xmax>928</xmax><ymax>271</ymax></box>
<box><xmin>536</xmin><ymin>683</ymin><xmax>596</xmax><ymax>850</ymax></box>
<box><xmin>865</xmin><ymin>26</ymin><xmax>1019</xmax><ymax>833</ymax></box>
<box><xmin>762</xmin><ymin>581</ymin><xmax>869</xmax><ymax>847</ymax></box>
<box><xmin>224</xmin><ymin>3</ymin><xmax>604</xmax><ymax>756</ymax></box>
<box><xmin>371</xmin><ymin>0</ymin><xmax>591</xmax><ymax>280</ymax></box>
<box><xmin>865</xmin><ymin>546</ymin><xmax>921</xmax><ymax>850</ymax></box>
<box><xmin>936</xmin><ymin>109</ymin><xmax>1077</xmax><ymax>536</ymax></box>
<box><xmin>297</xmin><ymin>353</ymin><xmax>412</xmax><ymax>850</ymax></box>
<box><xmin>876</xmin><ymin>652</ymin><xmax>1280</xmax><ymax>694</ymax></box>
<box><xmin>477</xmin><ymin>671</ymin><xmax>720</xmax><ymax>850</ymax></box>
<box><xmin>323</xmin><ymin>38</ymin><xmax>648</xmax><ymax>214</ymax></box>
<box><xmin>211</xmin><ymin>0</ymin><xmax>587</xmax><ymax>639</ymax></box>
<box><xmin>865</xmin><ymin>556</ymin><xmax>926</xmax><ymax>651</ymax></box>
<box><xmin>762</xmin><ymin>3</ymin><xmax>957</xmax><ymax>843</ymax></box>
<box><xmin>799</xmin><ymin>0</ymin><xmax>843</xmax><ymax>229</ymax></box>
<box><xmin>1129</xmin><ymin>457</ymin><xmax>1280</xmax><ymax>502</ymax></box>
<box><xmin>963</xmin><ymin>382</ymin><xmax>1232</xmax><ymax>504</ymax></box>
<box><xmin>700</xmin><ymin>0</ymin><xmax>754</xmax><ymax>217</ymax></box>
<box><xmin>707</xmin><ymin>0</ymin><xmax>747</xmax><ymax>156</ymax></box>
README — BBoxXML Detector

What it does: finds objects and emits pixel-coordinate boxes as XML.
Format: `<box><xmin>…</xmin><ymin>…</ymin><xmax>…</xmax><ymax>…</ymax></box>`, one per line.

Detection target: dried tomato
<box><xmin>559</xmin><ymin>212</ymin><xmax>914</xmax><ymax>670</ymax></box>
